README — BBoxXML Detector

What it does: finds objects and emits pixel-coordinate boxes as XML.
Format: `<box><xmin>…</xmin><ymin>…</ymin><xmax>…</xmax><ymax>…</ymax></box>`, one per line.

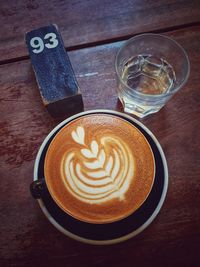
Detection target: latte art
<box><xmin>61</xmin><ymin>126</ymin><xmax>134</xmax><ymax>204</ymax></box>
<box><xmin>45</xmin><ymin>114</ymin><xmax>155</xmax><ymax>223</ymax></box>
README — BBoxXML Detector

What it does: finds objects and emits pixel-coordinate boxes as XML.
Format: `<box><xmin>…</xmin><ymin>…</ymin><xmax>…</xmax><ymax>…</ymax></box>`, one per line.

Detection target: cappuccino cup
<box><xmin>31</xmin><ymin>112</ymin><xmax>155</xmax><ymax>224</ymax></box>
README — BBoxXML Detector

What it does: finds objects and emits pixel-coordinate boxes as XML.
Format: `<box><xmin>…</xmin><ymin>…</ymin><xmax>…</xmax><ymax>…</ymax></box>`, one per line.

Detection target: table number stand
<box><xmin>26</xmin><ymin>24</ymin><xmax>83</xmax><ymax>117</ymax></box>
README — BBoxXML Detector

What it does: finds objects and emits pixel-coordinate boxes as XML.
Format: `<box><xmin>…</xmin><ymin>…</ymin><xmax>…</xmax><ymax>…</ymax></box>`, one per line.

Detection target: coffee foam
<box><xmin>61</xmin><ymin>127</ymin><xmax>134</xmax><ymax>204</ymax></box>
<box><xmin>45</xmin><ymin>114</ymin><xmax>155</xmax><ymax>224</ymax></box>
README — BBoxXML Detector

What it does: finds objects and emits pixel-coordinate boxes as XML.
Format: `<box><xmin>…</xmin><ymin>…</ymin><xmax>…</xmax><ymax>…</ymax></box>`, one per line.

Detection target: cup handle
<box><xmin>30</xmin><ymin>178</ymin><xmax>46</xmax><ymax>199</ymax></box>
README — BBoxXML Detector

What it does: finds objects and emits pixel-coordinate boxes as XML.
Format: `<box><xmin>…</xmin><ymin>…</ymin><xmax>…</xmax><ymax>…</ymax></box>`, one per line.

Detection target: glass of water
<box><xmin>115</xmin><ymin>33</ymin><xmax>190</xmax><ymax>118</ymax></box>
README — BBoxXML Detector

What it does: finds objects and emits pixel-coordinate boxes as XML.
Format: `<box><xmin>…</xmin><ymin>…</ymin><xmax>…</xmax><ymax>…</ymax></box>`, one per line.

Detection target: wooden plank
<box><xmin>0</xmin><ymin>26</ymin><xmax>200</xmax><ymax>266</ymax></box>
<box><xmin>0</xmin><ymin>0</ymin><xmax>200</xmax><ymax>62</ymax></box>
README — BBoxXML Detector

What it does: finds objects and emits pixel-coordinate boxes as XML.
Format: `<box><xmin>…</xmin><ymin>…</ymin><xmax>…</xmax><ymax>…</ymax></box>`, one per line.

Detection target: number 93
<box><xmin>30</xmin><ymin>32</ymin><xmax>58</xmax><ymax>54</ymax></box>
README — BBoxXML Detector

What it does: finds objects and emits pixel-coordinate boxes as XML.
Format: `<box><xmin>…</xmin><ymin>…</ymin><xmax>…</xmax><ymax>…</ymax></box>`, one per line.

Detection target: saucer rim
<box><xmin>33</xmin><ymin>109</ymin><xmax>168</xmax><ymax>245</ymax></box>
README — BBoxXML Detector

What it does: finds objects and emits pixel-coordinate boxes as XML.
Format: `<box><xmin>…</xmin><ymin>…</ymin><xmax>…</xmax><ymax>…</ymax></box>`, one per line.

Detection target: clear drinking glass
<box><xmin>115</xmin><ymin>33</ymin><xmax>190</xmax><ymax>118</ymax></box>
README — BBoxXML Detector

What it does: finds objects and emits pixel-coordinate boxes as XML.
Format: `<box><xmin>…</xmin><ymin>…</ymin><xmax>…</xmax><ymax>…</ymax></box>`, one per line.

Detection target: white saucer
<box><xmin>33</xmin><ymin>110</ymin><xmax>168</xmax><ymax>245</ymax></box>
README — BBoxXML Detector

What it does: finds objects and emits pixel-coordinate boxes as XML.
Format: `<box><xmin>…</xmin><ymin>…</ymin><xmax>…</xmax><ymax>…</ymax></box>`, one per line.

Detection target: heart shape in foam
<box><xmin>62</xmin><ymin>126</ymin><xmax>135</xmax><ymax>204</ymax></box>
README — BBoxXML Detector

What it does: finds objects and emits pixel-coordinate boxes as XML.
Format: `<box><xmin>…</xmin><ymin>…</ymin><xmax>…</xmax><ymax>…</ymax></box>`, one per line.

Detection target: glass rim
<box><xmin>115</xmin><ymin>33</ymin><xmax>190</xmax><ymax>98</ymax></box>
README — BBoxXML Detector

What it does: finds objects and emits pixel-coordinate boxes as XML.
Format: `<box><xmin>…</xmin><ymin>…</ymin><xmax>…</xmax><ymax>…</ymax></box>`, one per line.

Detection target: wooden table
<box><xmin>1</xmin><ymin>1</ymin><xmax>200</xmax><ymax>266</ymax></box>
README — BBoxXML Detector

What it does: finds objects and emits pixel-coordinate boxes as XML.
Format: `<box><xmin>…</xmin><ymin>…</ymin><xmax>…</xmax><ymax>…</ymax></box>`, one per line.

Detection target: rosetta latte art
<box><xmin>61</xmin><ymin>126</ymin><xmax>135</xmax><ymax>204</ymax></box>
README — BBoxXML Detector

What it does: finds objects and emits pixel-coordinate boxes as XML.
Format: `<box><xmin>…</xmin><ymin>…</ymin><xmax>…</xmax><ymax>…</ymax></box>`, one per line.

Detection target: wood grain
<box><xmin>0</xmin><ymin>0</ymin><xmax>200</xmax><ymax>62</ymax></box>
<box><xmin>0</xmin><ymin>26</ymin><xmax>200</xmax><ymax>266</ymax></box>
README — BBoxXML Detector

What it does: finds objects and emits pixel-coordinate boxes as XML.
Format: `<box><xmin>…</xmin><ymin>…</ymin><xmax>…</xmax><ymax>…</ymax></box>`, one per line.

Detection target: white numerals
<box><xmin>30</xmin><ymin>32</ymin><xmax>59</xmax><ymax>54</ymax></box>
<box><xmin>44</xmin><ymin>33</ymin><xmax>58</xmax><ymax>49</ymax></box>
<box><xmin>30</xmin><ymin>37</ymin><xmax>44</xmax><ymax>54</ymax></box>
